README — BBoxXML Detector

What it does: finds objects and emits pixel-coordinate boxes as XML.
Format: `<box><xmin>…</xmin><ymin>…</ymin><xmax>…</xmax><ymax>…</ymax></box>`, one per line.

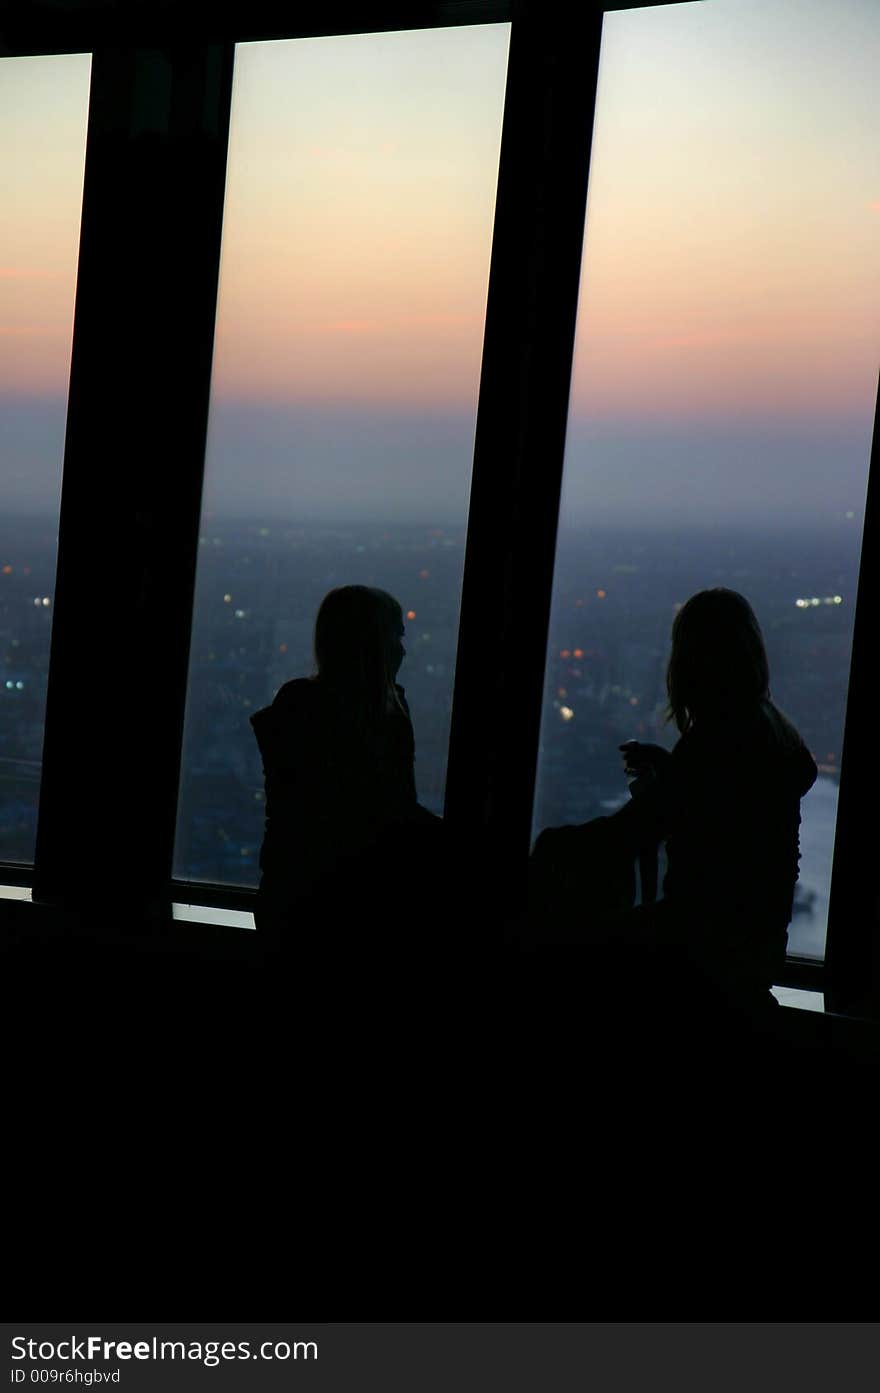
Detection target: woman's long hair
<box><xmin>313</xmin><ymin>585</ymin><xmax>407</xmax><ymax>729</ymax></box>
<box><xmin>666</xmin><ymin>588</ymin><xmax>770</xmax><ymax>734</ymax></box>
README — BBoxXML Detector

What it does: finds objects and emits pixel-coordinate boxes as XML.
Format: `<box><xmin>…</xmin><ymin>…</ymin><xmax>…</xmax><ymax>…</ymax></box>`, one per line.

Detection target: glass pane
<box><xmin>0</xmin><ymin>53</ymin><xmax>91</xmax><ymax>865</ymax></box>
<box><xmin>174</xmin><ymin>25</ymin><xmax>510</xmax><ymax>886</ymax></box>
<box><xmin>533</xmin><ymin>0</ymin><xmax>880</xmax><ymax>960</ymax></box>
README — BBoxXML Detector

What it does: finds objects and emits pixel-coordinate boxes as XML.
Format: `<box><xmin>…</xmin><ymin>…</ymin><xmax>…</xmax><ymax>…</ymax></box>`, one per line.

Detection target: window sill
<box><xmin>770</xmin><ymin>986</ymin><xmax>824</xmax><ymax>1012</ymax></box>
<box><xmin>0</xmin><ymin>884</ymin><xmax>872</xmax><ymax>1029</ymax></box>
<box><xmin>172</xmin><ymin>901</ymin><xmax>255</xmax><ymax>932</ymax></box>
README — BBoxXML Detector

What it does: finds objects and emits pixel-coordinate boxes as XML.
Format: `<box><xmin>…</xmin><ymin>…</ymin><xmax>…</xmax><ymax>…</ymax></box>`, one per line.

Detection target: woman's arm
<box><xmin>608</xmin><ymin>755</ymin><xmax>671</xmax><ymax>855</ymax></box>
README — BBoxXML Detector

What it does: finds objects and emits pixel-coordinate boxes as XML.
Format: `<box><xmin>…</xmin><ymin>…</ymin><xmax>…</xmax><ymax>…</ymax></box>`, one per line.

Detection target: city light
<box><xmin>596</xmin><ymin>589</ymin><xmax>607</xmax><ymax>599</ymax></box>
<box><xmin>42</xmin><ymin>597</ymin><xmax>50</xmax><ymax>606</ymax></box>
<box><xmin>223</xmin><ymin>593</ymin><xmax>232</xmax><ymax>602</ymax></box>
<box><xmin>559</xmin><ymin>706</ymin><xmax>574</xmax><ymax>722</ymax></box>
<box><xmin>795</xmin><ymin>596</ymin><xmax>843</xmax><ymax>608</ymax></box>
<box><xmin>407</xmin><ymin>610</ymin><xmax>416</xmax><ymax>620</ymax></box>
<box><xmin>573</xmin><ymin>648</ymin><xmax>584</xmax><ymax>659</ymax></box>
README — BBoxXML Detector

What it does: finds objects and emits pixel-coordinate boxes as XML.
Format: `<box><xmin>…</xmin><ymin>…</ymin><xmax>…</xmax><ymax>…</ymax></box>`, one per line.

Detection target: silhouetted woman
<box><xmin>250</xmin><ymin>585</ymin><xmax>439</xmax><ymax>949</ymax></box>
<box><xmin>605</xmin><ymin>587</ymin><xmax>818</xmax><ymax>1013</ymax></box>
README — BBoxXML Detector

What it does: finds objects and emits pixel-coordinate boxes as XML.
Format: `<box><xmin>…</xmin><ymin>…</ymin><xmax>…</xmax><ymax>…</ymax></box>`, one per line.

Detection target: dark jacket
<box><xmin>610</xmin><ymin>699</ymin><xmax>818</xmax><ymax>990</ymax></box>
<box><xmin>250</xmin><ymin>676</ymin><xmax>418</xmax><ymax>906</ymax></box>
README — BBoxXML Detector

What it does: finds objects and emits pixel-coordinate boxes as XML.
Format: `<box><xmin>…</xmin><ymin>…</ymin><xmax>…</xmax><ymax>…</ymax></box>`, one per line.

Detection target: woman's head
<box><xmin>666</xmin><ymin>588</ymin><xmax>769</xmax><ymax>733</ymax></box>
<box><xmin>314</xmin><ymin>585</ymin><xmax>406</xmax><ymax>716</ymax></box>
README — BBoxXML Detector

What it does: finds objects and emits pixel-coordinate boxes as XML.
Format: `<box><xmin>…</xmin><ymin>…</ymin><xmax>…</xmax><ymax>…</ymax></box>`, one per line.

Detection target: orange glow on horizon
<box><xmin>8</xmin><ymin>13</ymin><xmax>878</xmax><ymax>446</ymax></box>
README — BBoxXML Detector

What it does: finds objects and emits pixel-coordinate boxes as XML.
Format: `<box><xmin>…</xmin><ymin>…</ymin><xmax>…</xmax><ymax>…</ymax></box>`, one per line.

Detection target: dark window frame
<box><xmin>2</xmin><ymin>0</ymin><xmax>877</xmax><ymax>1014</ymax></box>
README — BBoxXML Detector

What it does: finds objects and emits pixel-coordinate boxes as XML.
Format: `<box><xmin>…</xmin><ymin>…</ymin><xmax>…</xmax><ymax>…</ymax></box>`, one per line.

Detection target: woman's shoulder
<box><xmin>759</xmin><ymin>701</ymin><xmax>817</xmax><ymax>793</ymax></box>
<box><xmin>757</xmin><ymin>698</ymin><xmax>805</xmax><ymax>748</ymax></box>
<box><xmin>272</xmin><ymin>676</ymin><xmax>321</xmax><ymax>711</ymax></box>
<box><xmin>672</xmin><ymin>702</ymin><xmax>789</xmax><ymax>763</ymax></box>
<box><xmin>250</xmin><ymin>678</ymin><xmax>320</xmax><ymax>764</ymax></box>
<box><xmin>674</xmin><ymin>701</ymin><xmax>816</xmax><ymax>794</ymax></box>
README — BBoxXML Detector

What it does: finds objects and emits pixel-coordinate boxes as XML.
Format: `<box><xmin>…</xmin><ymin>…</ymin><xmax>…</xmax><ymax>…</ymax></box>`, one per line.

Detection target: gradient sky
<box><xmin>576</xmin><ymin>0</ymin><xmax>879</xmax><ymax>424</ymax></box>
<box><xmin>2</xmin><ymin>52</ymin><xmax>90</xmax><ymax>511</ymax></box>
<box><xmin>1</xmin><ymin>54</ymin><xmax>90</xmax><ymax>393</ymax></box>
<box><xmin>200</xmin><ymin>22</ymin><xmax>510</xmax><ymax>523</ymax></box>
<box><xmin>3</xmin><ymin>4</ymin><xmax>879</xmax><ymax>525</ymax></box>
<box><xmin>209</xmin><ymin>24</ymin><xmax>510</xmax><ymax>412</ymax></box>
<box><xmin>562</xmin><ymin>0</ymin><xmax>880</xmax><ymax>527</ymax></box>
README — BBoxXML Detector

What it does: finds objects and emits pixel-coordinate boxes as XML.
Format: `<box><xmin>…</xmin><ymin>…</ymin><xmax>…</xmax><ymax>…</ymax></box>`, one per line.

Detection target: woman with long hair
<box><xmin>250</xmin><ymin>584</ymin><xmax>437</xmax><ymax>947</ymax></box>
<box><xmin>607</xmin><ymin>587</ymin><xmax>818</xmax><ymax>1011</ymax></box>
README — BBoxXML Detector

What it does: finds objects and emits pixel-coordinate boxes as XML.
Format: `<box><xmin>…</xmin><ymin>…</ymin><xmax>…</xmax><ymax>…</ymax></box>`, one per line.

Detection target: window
<box><xmin>173</xmin><ymin>24</ymin><xmax>510</xmax><ymax>885</ymax></box>
<box><xmin>0</xmin><ymin>52</ymin><xmax>91</xmax><ymax>865</ymax></box>
<box><xmin>3</xmin><ymin>1</ymin><xmax>878</xmax><ymax>1020</ymax></box>
<box><xmin>532</xmin><ymin>0</ymin><xmax>880</xmax><ymax>959</ymax></box>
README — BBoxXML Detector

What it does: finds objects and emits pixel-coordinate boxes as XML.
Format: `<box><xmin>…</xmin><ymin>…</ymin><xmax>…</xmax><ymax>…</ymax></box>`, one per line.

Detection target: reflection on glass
<box><xmin>174</xmin><ymin>25</ymin><xmax>510</xmax><ymax>885</ymax></box>
<box><xmin>0</xmin><ymin>53</ymin><xmax>91</xmax><ymax>864</ymax></box>
<box><xmin>533</xmin><ymin>0</ymin><xmax>880</xmax><ymax>959</ymax></box>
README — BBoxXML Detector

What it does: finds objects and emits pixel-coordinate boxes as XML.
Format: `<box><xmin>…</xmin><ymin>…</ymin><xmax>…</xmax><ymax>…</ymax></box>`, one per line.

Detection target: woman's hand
<box><xmin>619</xmin><ymin>740</ymin><xmax>672</xmax><ymax>791</ymax></box>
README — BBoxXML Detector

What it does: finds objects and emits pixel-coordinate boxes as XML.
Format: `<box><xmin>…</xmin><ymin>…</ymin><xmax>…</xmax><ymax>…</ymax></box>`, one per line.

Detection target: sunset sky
<box><xmin>574</xmin><ymin>0</ymin><xmax>880</xmax><ymax>425</ymax></box>
<box><xmin>3</xmin><ymin>0</ymin><xmax>879</xmax><ymax>525</ymax></box>
<box><xmin>208</xmin><ymin>23</ymin><xmax>509</xmax><ymax>411</ymax></box>
<box><xmin>1</xmin><ymin>53</ymin><xmax>90</xmax><ymax>393</ymax></box>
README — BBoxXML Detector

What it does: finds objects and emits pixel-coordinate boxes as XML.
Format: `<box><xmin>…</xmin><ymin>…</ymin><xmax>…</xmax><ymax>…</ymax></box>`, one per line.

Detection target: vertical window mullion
<box><xmin>32</xmin><ymin>42</ymin><xmax>235</xmax><ymax>922</ymax></box>
<box><xmin>444</xmin><ymin>1</ymin><xmax>604</xmax><ymax>923</ymax></box>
